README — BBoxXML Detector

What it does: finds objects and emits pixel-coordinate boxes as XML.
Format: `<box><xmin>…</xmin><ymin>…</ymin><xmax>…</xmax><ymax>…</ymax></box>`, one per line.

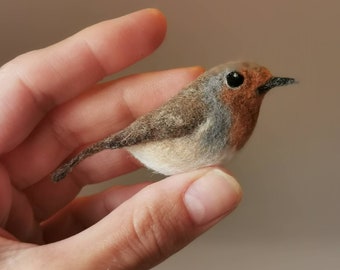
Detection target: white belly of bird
<box><xmin>126</xmin><ymin>119</ymin><xmax>235</xmax><ymax>175</ymax></box>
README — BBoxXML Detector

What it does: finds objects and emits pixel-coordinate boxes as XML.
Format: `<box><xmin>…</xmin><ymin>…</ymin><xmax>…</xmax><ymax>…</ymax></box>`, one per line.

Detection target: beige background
<box><xmin>1</xmin><ymin>0</ymin><xmax>339</xmax><ymax>269</ymax></box>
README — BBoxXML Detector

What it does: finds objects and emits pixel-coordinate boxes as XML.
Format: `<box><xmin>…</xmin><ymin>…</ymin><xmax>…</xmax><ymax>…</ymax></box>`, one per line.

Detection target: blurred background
<box><xmin>1</xmin><ymin>0</ymin><xmax>339</xmax><ymax>269</ymax></box>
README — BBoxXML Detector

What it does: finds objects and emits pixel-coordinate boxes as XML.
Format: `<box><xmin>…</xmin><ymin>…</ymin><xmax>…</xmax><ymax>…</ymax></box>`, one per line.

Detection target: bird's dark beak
<box><xmin>257</xmin><ymin>77</ymin><xmax>296</xmax><ymax>95</ymax></box>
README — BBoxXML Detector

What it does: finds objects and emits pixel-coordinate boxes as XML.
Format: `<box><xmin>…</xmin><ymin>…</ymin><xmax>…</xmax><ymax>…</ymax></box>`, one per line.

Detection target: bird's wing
<box><xmin>109</xmin><ymin>89</ymin><xmax>207</xmax><ymax>147</ymax></box>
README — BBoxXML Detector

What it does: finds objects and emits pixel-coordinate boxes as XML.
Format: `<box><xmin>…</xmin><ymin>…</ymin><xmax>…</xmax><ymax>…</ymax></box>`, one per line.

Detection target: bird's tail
<box><xmin>51</xmin><ymin>138</ymin><xmax>113</xmax><ymax>182</ymax></box>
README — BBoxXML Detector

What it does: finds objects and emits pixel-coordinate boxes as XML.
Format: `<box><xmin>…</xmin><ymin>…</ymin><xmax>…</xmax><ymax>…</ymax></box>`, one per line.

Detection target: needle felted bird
<box><xmin>51</xmin><ymin>61</ymin><xmax>295</xmax><ymax>182</ymax></box>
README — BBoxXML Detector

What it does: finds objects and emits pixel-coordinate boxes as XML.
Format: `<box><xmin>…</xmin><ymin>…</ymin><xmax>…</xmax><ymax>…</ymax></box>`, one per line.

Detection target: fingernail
<box><xmin>184</xmin><ymin>169</ymin><xmax>242</xmax><ymax>225</ymax></box>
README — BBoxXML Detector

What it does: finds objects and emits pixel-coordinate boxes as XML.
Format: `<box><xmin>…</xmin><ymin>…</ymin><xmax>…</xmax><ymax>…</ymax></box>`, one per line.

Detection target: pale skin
<box><xmin>0</xmin><ymin>9</ymin><xmax>242</xmax><ymax>270</ymax></box>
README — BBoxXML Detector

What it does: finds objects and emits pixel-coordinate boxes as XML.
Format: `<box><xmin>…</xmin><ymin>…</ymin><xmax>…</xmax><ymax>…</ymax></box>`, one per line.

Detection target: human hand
<box><xmin>0</xmin><ymin>9</ymin><xmax>242</xmax><ymax>269</ymax></box>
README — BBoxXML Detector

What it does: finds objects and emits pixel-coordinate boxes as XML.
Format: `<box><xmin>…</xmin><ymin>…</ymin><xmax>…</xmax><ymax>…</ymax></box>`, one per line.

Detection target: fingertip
<box><xmin>143</xmin><ymin>8</ymin><xmax>168</xmax><ymax>52</ymax></box>
<box><xmin>144</xmin><ymin>8</ymin><xmax>167</xmax><ymax>30</ymax></box>
<box><xmin>183</xmin><ymin>168</ymin><xmax>242</xmax><ymax>226</ymax></box>
<box><xmin>187</xmin><ymin>65</ymin><xmax>206</xmax><ymax>77</ymax></box>
<box><xmin>129</xmin><ymin>8</ymin><xmax>167</xmax><ymax>53</ymax></box>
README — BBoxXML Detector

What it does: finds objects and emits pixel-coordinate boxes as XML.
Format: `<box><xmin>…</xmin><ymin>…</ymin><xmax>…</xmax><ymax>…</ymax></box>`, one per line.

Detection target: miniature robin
<box><xmin>51</xmin><ymin>61</ymin><xmax>295</xmax><ymax>182</ymax></box>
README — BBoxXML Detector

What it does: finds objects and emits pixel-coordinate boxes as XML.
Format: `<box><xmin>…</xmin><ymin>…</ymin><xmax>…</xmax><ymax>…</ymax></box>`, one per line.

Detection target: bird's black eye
<box><xmin>226</xmin><ymin>71</ymin><xmax>244</xmax><ymax>89</ymax></box>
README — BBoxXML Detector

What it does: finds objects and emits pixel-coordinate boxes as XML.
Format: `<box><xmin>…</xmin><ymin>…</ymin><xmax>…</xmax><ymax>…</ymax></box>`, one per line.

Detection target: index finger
<box><xmin>0</xmin><ymin>9</ymin><xmax>166</xmax><ymax>154</ymax></box>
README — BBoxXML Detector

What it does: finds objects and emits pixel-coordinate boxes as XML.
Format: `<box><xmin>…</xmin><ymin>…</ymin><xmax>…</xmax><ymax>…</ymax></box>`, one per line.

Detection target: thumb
<box><xmin>37</xmin><ymin>168</ymin><xmax>242</xmax><ymax>269</ymax></box>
